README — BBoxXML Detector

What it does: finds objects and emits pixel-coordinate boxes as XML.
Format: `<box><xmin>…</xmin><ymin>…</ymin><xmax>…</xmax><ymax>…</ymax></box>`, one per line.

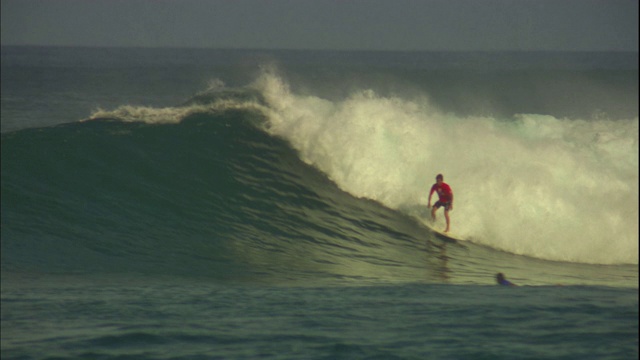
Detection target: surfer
<box><xmin>496</xmin><ymin>273</ymin><xmax>517</xmax><ymax>286</ymax></box>
<box><xmin>428</xmin><ymin>174</ymin><xmax>454</xmax><ymax>232</ymax></box>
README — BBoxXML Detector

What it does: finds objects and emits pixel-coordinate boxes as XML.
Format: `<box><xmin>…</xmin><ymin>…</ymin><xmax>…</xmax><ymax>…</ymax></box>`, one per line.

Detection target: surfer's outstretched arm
<box><xmin>427</xmin><ymin>187</ymin><xmax>435</xmax><ymax>207</ymax></box>
<box><xmin>428</xmin><ymin>186</ymin><xmax>436</xmax><ymax>221</ymax></box>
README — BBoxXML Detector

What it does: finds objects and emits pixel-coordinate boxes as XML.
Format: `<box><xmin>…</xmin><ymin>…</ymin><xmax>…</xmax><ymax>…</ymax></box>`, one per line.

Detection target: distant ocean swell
<box><xmin>1</xmin><ymin>68</ymin><xmax>637</xmax><ymax>283</ymax></box>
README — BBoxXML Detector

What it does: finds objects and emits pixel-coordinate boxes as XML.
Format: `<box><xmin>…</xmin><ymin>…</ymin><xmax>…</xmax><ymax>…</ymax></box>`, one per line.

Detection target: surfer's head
<box><xmin>436</xmin><ymin>174</ymin><xmax>443</xmax><ymax>181</ymax></box>
<box><xmin>496</xmin><ymin>273</ymin><xmax>505</xmax><ymax>282</ymax></box>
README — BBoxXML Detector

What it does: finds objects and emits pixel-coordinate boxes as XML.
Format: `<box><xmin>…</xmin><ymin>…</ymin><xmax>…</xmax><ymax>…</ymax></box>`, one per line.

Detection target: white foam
<box><xmin>87</xmin><ymin>105</ymin><xmax>199</xmax><ymax>124</ymax></box>
<box><xmin>256</xmin><ymin>70</ymin><xmax>639</xmax><ymax>265</ymax></box>
<box><xmin>88</xmin><ymin>103</ymin><xmax>268</xmax><ymax>125</ymax></box>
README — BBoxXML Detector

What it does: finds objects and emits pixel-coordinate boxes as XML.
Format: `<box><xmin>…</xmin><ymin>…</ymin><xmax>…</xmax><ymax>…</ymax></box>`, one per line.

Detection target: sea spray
<box><xmin>82</xmin><ymin>67</ymin><xmax>638</xmax><ymax>265</ymax></box>
<box><xmin>253</xmin><ymin>69</ymin><xmax>638</xmax><ymax>265</ymax></box>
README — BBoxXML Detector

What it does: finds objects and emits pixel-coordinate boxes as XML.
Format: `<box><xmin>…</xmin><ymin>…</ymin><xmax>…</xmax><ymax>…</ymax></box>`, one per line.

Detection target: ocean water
<box><xmin>1</xmin><ymin>46</ymin><xmax>638</xmax><ymax>359</ymax></box>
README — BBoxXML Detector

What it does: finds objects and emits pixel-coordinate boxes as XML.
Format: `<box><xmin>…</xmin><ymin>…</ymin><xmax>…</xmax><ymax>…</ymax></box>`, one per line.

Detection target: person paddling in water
<box><xmin>428</xmin><ymin>174</ymin><xmax>454</xmax><ymax>232</ymax></box>
<box><xmin>496</xmin><ymin>273</ymin><xmax>517</xmax><ymax>286</ymax></box>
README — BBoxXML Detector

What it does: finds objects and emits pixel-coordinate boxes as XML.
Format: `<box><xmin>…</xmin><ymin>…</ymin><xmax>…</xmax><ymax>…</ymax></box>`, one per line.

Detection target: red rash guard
<box><xmin>430</xmin><ymin>183</ymin><xmax>453</xmax><ymax>203</ymax></box>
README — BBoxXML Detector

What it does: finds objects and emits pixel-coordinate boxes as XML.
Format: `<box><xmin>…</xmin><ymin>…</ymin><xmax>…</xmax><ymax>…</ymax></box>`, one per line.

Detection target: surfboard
<box><xmin>425</xmin><ymin>223</ymin><xmax>465</xmax><ymax>243</ymax></box>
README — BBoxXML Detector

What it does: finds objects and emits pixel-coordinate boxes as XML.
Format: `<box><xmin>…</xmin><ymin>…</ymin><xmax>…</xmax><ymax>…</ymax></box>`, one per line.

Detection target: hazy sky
<box><xmin>2</xmin><ymin>0</ymin><xmax>638</xmax><ymax>51</ymax></box>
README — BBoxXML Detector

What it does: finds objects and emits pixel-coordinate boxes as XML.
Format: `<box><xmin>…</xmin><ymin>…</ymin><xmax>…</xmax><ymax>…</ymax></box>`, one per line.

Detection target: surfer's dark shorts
<box><xmin>434</xmin><ymin>201</ymin><xmax>452</xmax><ymax>210</ymax></box>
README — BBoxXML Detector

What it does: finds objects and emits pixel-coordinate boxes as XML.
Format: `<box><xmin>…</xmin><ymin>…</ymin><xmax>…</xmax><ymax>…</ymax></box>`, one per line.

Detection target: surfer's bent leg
<box><xmin>443</xmin><ymin>203</ymin><xmax>451</xmax><ymax>232</ymax></box>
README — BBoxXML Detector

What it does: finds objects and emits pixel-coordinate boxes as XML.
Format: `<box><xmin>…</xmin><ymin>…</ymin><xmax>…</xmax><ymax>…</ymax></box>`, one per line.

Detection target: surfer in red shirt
<box><xmin>428</xmin><ymin>174</ymin><xmax>454</xmax><ymax>232</ymax></box>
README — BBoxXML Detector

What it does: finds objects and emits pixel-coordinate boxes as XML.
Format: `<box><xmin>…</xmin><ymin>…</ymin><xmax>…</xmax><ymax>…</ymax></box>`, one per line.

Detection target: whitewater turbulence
<box><xmin>252</xmin><ymin>69</ymin><xmax>639</xmax><ymax>265</ymax></box>
<box><xmin>85</xmin><ymin>67</ymin><xmax>638</xmax><ymax>265</ymax></box>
